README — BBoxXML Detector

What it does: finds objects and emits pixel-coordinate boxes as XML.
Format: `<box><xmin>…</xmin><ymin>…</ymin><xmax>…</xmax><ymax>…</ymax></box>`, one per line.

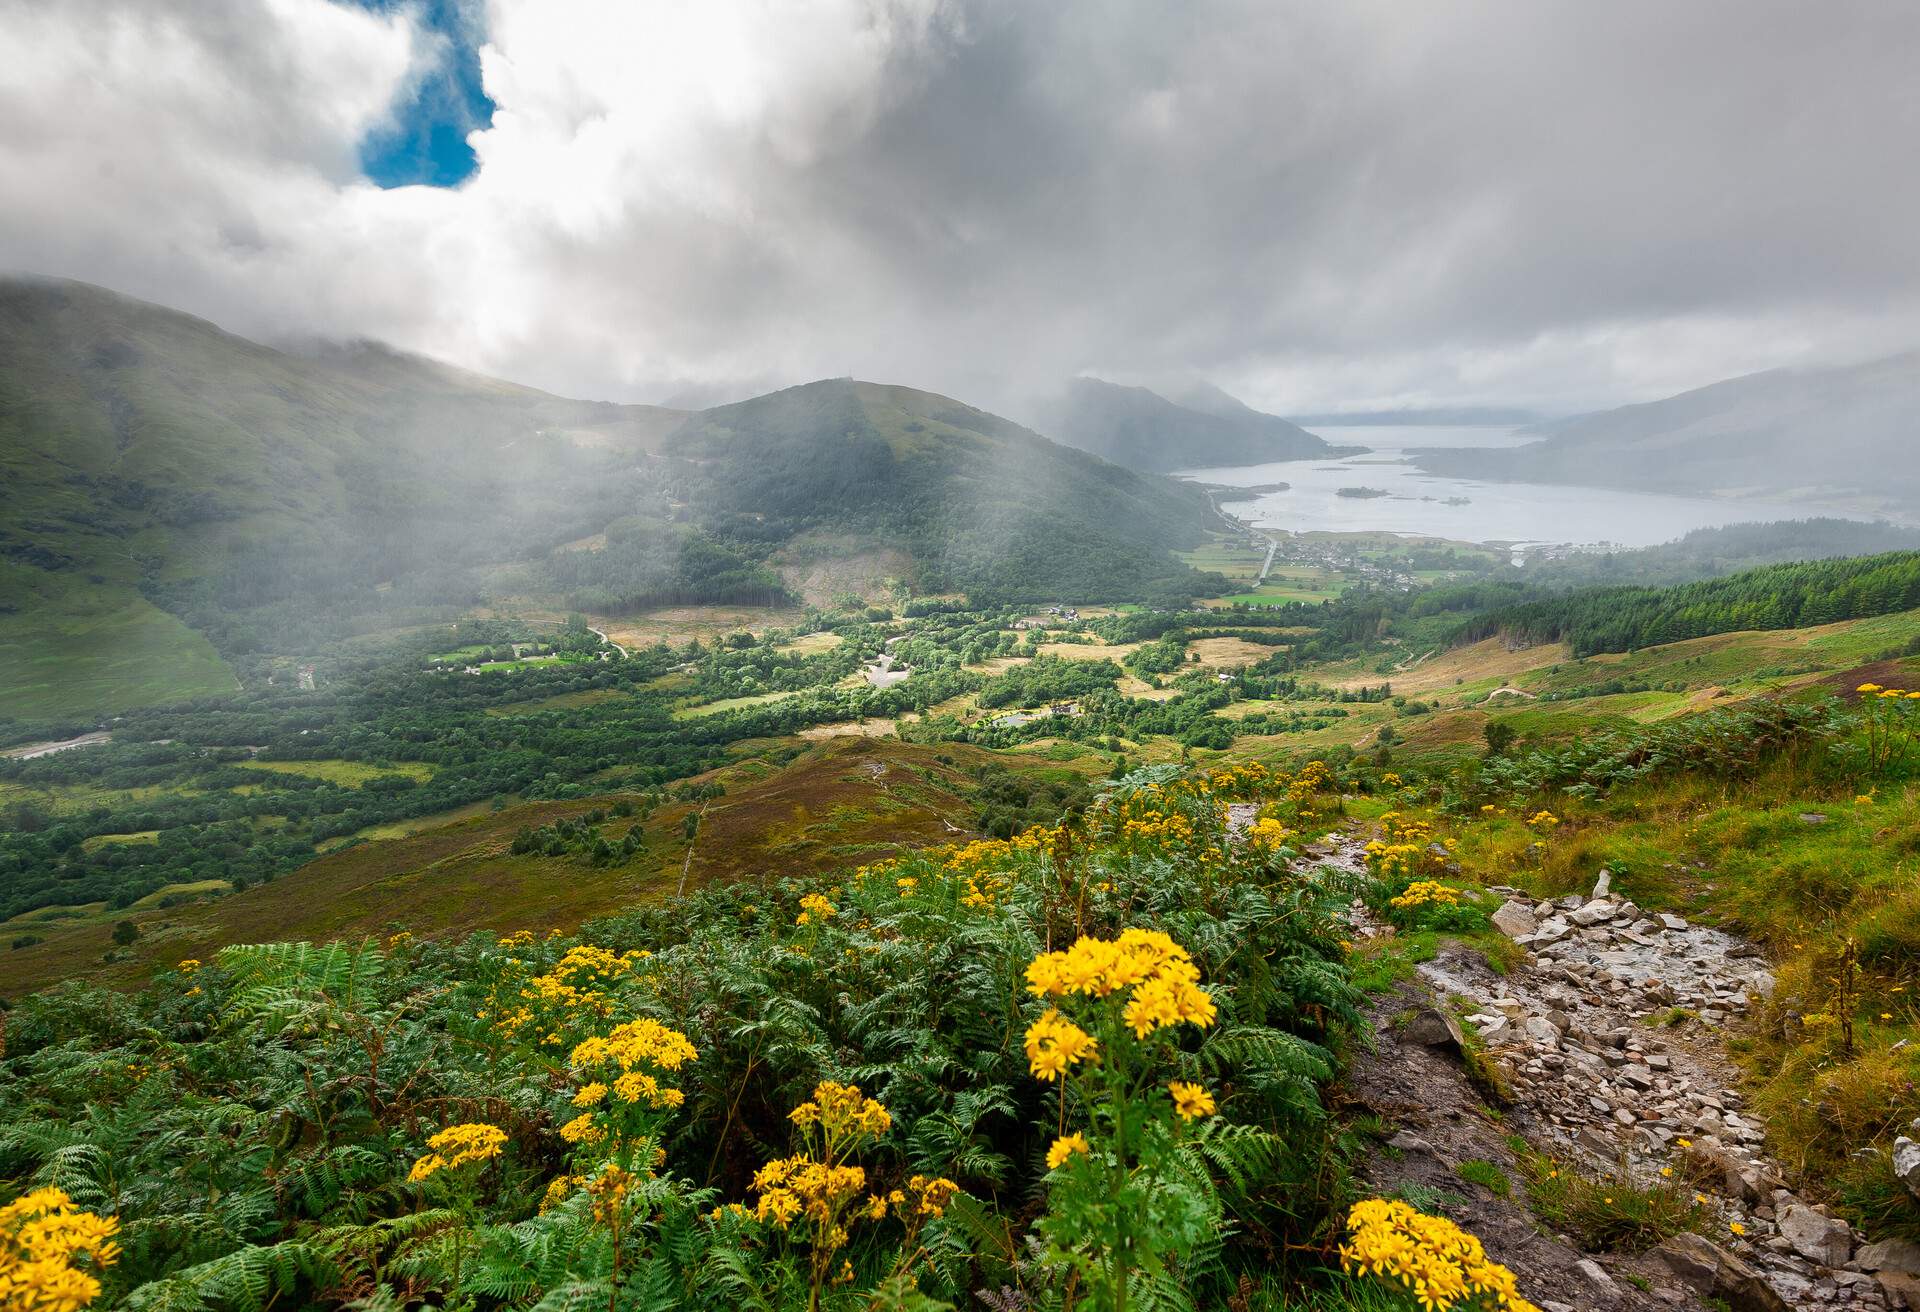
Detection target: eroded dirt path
<box><xmin>1288</xmin><ymin>828</ymin><xmax>1902</xmax><ymax>1311</ymax></box>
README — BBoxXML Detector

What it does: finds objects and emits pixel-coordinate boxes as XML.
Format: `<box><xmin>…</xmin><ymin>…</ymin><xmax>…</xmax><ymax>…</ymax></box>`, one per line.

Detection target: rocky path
<box><xmin>1284</xmin><ymin>828</ymin><xmax>1920</xmax><ymax>1311</ymax></box>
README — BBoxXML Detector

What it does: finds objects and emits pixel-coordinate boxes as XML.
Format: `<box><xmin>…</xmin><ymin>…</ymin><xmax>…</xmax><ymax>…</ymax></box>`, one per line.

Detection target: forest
<box><xmin>1466</xmin><ymin>551</ymin><xmax>1920</xmax><ymax>655</ymax></box>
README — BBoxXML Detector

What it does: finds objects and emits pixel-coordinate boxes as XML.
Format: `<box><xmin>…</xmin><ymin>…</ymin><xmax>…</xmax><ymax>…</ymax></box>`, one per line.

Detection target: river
<box><xmin>1180</xmin><ymin>424</ymin><xmax>1869</xmax><ymax>550</ymax></box>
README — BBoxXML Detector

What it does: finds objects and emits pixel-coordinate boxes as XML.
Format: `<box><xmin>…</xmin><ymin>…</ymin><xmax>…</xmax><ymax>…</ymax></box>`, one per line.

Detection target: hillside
<box><xmin>0</xmin><ymin>278</ymin><xmax>678</xmax><ymax>718</ymax></box>
<box><xmin>0</xmin><ymin>735</ymin><xmax>1006</xmax><ymax>997</ymax></box>
<box><xmin>1411</xmin><ymin>352</ymin><xmax>1920</xmax><ymax>513</ymax></box>
<box><xmin>663</xmin><ymin>378</ymin><xmax>1224</xmax><ymax>602</ymax></box>
<box><xmin>1034</xmin><ymin>376</ymin><xmax>1343</xmax><ymax>472</ymax></box>
<box><xmin>1465</xmin><ymin>550</ymin><xmax>1920</xmax><ymax>656</ymax></box>
<box><xmin>0</xmin><ymin>283</ymin><xmax>1224</xmax><ymax>721</ymax></box>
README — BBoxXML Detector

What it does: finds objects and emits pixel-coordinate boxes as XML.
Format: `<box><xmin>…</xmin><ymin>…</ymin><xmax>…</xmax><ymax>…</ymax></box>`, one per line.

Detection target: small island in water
<box><xmin>1335</xmin><ymin>485</ymin><xmax>1391</xmax><ymax>499</ymax></box>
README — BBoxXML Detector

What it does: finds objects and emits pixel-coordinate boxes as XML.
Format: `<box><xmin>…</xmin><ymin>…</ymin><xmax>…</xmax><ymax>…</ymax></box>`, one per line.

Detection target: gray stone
<box><xmin>1492</xmin><ymin>899</ymin><xmax>1540</xmax><ymax>938</ymax></box>
<box><xmin>1652</xmin><ymin>1234</ymin><xmax>1791</xmax><ymax>1311</ymax></box>
<box><xmin>1569</xmin><ymin>899</ymin><xmax>1617</xmax><ymax>927</ymax></box>
<box><xmin>1895</xmin><ymin>1134</ymin><xmax>1920</xmax><ymax>1200</ymax></box>
<box><xmin>1883</xmin><ymin>1270</ymin><xmax>1920</xmax><ymax>1310</ymax></box>
<box><xmin>1660</xmin><ymin>912</ymin><xmax>1689</xmax><ymax>930</ymax></box>
<box><xmin>1387</xmin><ymin>1130</ymin><xmax>1434</xmax><ymax>1154</ymax></box>
<box><xmin>1402</xmin><ymin>1007</ymin><xmax>1465</xmax><ymax>1052</ymax></box>
<box><xmin>1653</xmin><ymin>1232</ymin><xmax>1725</xmax><ymax>1292</ymax></box>
<box><xmin>1575</xmin><ymin>1257</ymin><xmax>1617</xmax><ymax>1292</ymax></box>
<box><xmin>1779</xmin><ymin>1202</ymin><xmax>1854</xmax><ymax>1267</ymax></box>
<box><xmin>1533</xmin><ymin>916</ymin><xmax>1572</xmax><ymax>944</ymax></box>
<box><xmin>1858</xmin><ymin>1240</ymin><xmax>1920</xmax><ymax>1275</ymax></box>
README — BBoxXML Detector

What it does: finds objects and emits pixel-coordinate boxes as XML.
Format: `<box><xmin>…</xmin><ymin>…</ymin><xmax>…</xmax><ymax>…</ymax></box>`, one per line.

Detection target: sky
<box><xmin>1</xmin><ymin>0</ymin><xmax>1917</xmax><ymax>417</ymax></box>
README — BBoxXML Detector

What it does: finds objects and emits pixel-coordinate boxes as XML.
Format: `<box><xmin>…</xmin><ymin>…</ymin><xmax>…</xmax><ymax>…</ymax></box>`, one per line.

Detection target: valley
<box><xmin>3</xmin><ymin>284</ymin><xmax>1920</xmax><ymax>1312</ymax></box>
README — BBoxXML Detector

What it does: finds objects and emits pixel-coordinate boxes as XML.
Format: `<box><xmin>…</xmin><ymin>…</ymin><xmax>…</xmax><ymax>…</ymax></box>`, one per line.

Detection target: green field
<box><xmin>234</xmin><ymin>758</ymin><xmax>436</xmax><ymax>787</ymax></box>
<box><xmin>0</xmin><ymin>576</ymin><xmax>237</xmax><ymax>720</ymax></box>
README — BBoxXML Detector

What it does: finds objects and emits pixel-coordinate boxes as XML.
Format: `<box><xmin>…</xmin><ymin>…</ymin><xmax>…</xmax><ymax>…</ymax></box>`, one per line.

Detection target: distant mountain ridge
<box><xmin>1410</xmin><ymin>353</ymin><xmax>1920</xmax><ymax>514</ymax></box>
<box><xmin>0</xmin><ymin>279</ymin><xmax>1223</xmax><ymax>718</ymax></box>
<box><xmin>1288</xmin><ymin>406</ymin><xmax>1541</xmax><ymax>427</ymax></box>
<box><xmin>666</xmin><ymin>378</ymin><xmax>1221</xmax><ymax>601</ymax></box>
<box><xmin>1036</xmin><ymin>376</ymin><xmax>1347</xmax><ymax>473</ymax></box>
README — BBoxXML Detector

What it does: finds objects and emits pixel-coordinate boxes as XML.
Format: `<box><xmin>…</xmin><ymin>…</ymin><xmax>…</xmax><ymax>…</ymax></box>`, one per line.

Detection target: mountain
<box><xmin>664</xmin><ymin>378</ymin><xmax>1222</xmax><ymax>602</ymax></box>
<box><xmin>1409</xmin><ymin>353</ymin><xmax>1920</xmax><ymax>513</ymax></box>
<box><xmin>0</xmin><ymin>281</ymin><xmax>1222</xmax><ymax>720</ymax></box>
<box><xmin>1035</xmin><ymin>377</ymin><xmax>1343</xmax><ymax>473</ymax></box>
<box><xmin>0</xmin><ymin>277</ymin><xmax>685</xmax><ymax>719</ymax></box>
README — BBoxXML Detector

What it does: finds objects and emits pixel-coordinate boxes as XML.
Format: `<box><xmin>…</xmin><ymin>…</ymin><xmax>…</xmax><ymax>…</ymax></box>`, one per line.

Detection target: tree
<box><xmin>1483</xmin><ymin>721</ymin><xmax>1517</xmax><ymax>756</ymax></box>
<box><xmin>111</xmin><ymin>919</ymin><xmax>140</xmax><ymax>947</ymax></box>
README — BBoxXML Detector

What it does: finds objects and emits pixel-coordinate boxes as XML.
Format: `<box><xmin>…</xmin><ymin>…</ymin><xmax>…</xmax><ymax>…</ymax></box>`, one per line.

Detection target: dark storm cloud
<box><xmin>0</xmin><ymin>0</ymin><xmax>1915</xmax><ymax>413</ymax></box>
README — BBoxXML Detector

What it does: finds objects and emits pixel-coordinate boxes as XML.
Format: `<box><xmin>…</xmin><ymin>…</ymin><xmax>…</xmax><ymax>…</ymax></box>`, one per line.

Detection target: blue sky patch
<box><xmin>350</xmin><ymin>0</ymin><xmax>494</xmax><ymax>188</ymax></box>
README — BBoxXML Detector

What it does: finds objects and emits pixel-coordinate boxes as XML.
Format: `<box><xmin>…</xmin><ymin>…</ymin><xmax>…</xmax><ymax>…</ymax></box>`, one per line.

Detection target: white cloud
<box><xmin>1</xmin><ymin>0</ymin><xmax>1917</xmax><ymax>415</ymax></box>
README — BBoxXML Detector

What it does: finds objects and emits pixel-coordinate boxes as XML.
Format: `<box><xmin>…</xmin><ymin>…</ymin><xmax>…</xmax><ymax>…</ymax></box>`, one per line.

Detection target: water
<box><xmin>1180</xmin><ymin>425</ymin><xmax>1866</xmax><ymax>549</ymax></box>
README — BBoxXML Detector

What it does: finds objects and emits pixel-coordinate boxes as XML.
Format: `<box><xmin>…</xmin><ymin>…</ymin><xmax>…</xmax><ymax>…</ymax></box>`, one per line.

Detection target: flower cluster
<box><xmin>791</xmin><ymin>1079</ymin><xmax>892</xmax><ymax>1137</ymax></box>
<box><xmin>1118</xmin><ymin>810</ymin><xmax>1197</xmax><ymax>847</ymax></box>
<box><xmin>1025</xmin><ymin>928</ymin><xmax>1218</xmax><ymax>1042</ymax></box>
<box><xmin>1857</xmin><ymin>683</ymin><xmax>1920</xmax><ymax>771</ymax></box>
<box><xmin>1198</xmin><ymin>762</ymin><xmax>1273</xmax><ymax>797</ymax></box>
<box><xmin>1365</xmin><ymin>810</ymin><xmax>1451</xmax><ymax>881</ymax></box>
<box><xmin>1340</xmin><ymin>1198</ymin><xmax>1540</xmax><ymax>1312</ymax></box>
<box><xmin>1245</xmin><ymin>816</ymin><xmax>1295</xmax><ymax>852</ymax></box>
<box><xmin>1284</xmin><ymin>759</ymin><xmax>1337</xmax><ymax>807</ymax></box>
<box><xmin>408</xmin><ymin>1123</ymin><xmax>507</xmax><ymax>1183</ymax></box>
<box><xmin>795</xmin><ymin>892</ymin><xmax>835</xmax><ymax>925</ymax></box>
<box><xmin>484</xmin><ymin>943</ymin><xmax>648</xmax><ymax>1050</ymax></box>
<box><xmin>1524</xmin><ymin>810</ymin><xmax>1559</xmax><ymax>829</ymax></box>
<box><xmin>732</xmin><ymin>1080</ymin><xmax>954</xmax><ymax>1300</ymax></box>
<box><xmin>562</xmin><ymin>1017</ymin><xmax>698</xmax><ymax>1152</ymax></box>
<box><xmin>929</xmin><ymin>829</ymin><xmax>1055</xmax><ymax>909</ymax></box>
<box><xmin>0</xmin><ymin>1188</ymin><xmax>120</xmax><ymax>1312</ymax></box>
<box><xmin>1024</xmin><ymin>1010</ymin><xmax>1100</xmax><ymax>1081</ymax></box>
<box><xmin>1389</xmin><ymin>880</ymin><xmax>1464</xmax><ymax>911</ymax></box>
<box><xmin>1046</xmin><ymin>1132</ymin><xmax>1091</xmax><ymax>1169</ymax></box>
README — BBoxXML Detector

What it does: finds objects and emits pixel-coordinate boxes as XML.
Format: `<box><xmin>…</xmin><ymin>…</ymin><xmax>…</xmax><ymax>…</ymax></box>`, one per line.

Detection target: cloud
<box><xmin>1</xmin><ymin>0</ymin><xmax>1917</xmax><ymax>415</ymax></box>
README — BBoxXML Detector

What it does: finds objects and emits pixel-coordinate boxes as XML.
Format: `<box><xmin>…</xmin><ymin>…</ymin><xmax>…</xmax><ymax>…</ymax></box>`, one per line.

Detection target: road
<box><xmin>3</xmin><ymin>730</ymin><xmax>112</xmax><ymax>760</ymax></box>
<box><xmin>1202</xmin><ymin>488</ymin><xmax>1280</xmax><ymax>585</ymax></box>
<box><xmin>586</xmin><ymin>626</ymin><xmax>629</xmax><ymax>658</ymax></box>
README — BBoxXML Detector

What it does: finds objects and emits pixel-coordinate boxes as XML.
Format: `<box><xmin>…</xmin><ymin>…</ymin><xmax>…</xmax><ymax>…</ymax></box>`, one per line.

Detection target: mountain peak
<box><xmin>1036</xmin><ymin>376</ymin><xmax>1333</xmax><ymax>473</ymax></box>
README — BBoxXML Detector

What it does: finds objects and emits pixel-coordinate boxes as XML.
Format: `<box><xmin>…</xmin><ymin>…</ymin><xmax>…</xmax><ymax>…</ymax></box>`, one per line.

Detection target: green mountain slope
<box><xmin>1411</xmin><ymin>353</ymin><xmax>1920</xmax><ymax>513</ymax></box>
<box><xmin>665</xmin><ymin>378</ymin><xmax>1223</xmax><ymax>601</ymax></box>
<box><xmin>0</xmin><ymin>283</ymin><xmax>1223</xmax><ymax>721</ymax></box>
<box><xmin>1035</xmin><ymin>376</ymin><xmax>1341</xmax><ymax>472</ymax></box>
<box><xmin>0</xmin><ymin>278</ymin><xmax>680</xmax><ymax>719</ymax></box>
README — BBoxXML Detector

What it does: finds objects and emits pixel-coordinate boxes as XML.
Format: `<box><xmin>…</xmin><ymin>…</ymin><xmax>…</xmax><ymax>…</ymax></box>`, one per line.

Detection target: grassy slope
<box><xmin>1308</xmin><ymin>627</ymin><xmax>1920</xmax><ymax>1239</ymax></box>
<box><xmin>0</xmin><ymin>567</ymin><xmax>236</xmax><ymax>718</ymax></box>
<box><xmin>670</xmin><ymin>379</ymin><xmax>1223</xmax><ymax>601</ymax></box>
<box><xmin>0</xmin><ymin>737</ymin><xmax>1031</xmax><ymax>996</ymax></box>
<box><xmin>0</xmin><ymin>278</ymin><xmax>669</xmax><ymax>720</ymax></box>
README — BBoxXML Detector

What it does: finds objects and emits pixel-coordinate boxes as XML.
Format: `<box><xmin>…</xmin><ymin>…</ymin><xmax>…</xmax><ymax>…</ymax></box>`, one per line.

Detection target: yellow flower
<box><xmin>1168</xmin><ymin>1081</ymin><xmax>1216</xmax><ymax>1121</ymax></box>
<box><xmin>1729</xmin><ymin>1222</ymin><xmax>1745</xmax><ymax>1236</ymax></box>
<box><xmin>409</xmin><ymin>1122</ymin><xmax>507</xmax><ymax>1182</ymax></box>
<box><xmin>1340</xmin><ymin>1198</ymin><xmax>1540</xmax><ymax>1312</ymax></box>
<box><xmin>0</xmin><ymin>1188</ymin><xmax>120</xmax><ymax>1312</ymax></box>
<box><xmin>1046</xmin><ymin>1132</ymin><xmax>1090</xmax><ymax>1169</ymax></box>
<box><xmin>1024</xmin><ymin>1010</ymin><xmax>1099</xmax><ymax>1081</ymax></box>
